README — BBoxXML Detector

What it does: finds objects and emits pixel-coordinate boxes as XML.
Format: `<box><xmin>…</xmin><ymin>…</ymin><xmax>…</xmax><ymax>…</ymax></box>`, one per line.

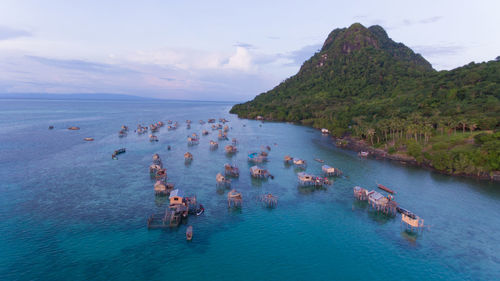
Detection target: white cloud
<box><xmin>223</xmin><ymin>47</ymin><xmax>254</xmax><ymax>71</ymax></box>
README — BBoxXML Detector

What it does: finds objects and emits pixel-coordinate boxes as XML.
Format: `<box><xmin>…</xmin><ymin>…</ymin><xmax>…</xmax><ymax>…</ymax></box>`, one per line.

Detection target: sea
<box><xmin>0</xmin><ymin>99</ymin><xmax>499</xmax><ymax>281</ymax></box>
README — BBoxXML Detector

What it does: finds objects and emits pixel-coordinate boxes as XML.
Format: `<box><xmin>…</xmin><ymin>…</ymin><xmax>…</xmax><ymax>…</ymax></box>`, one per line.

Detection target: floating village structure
<box><xmin>154</xmin><ymin>180</ymin><xmax>174</xmax><ymax>196</ymax></box>
<box><xmin>140</xmin><ymin>114</ymin><xmax>427</xmax><ymax>239</ymax></box>
<box><xmin>216</xmin><ymin>173</ymin><xmax>231</xmax><ymax>186</ymax></box>
<box><xmin>250</xmin><ymin>166</ymin><xmax>272</xmax><ymax>178</ymax></box>
<box><xmin>367</xmin><ymin>191</ymin><xmax>398</xmax><ymax>216</ymax></box>
<box><xmin>261</xmin><ymin>193</ymin><xmax>278</xmax><ymax>208</ymax></box>
<box><xmin>218</xmin><ymin>130</ymin><xmax>228</xmax><ymax>140</ymax></box>
<box><xmin>227</xmin><ymin>189</ymin><xmax>242</xmax><ymax>208</ymax></box>
<box><xmin>184</xmin><ymin>152</ymin><xmax>193</xmax><ymax>161</ymax></box>
<box><xmin>399</xmin><ymin>207</ymin><xmax>425</xmax><ymax>232</ymax></box>
<box><xmin>248</xmin><ymin>152</ymin><xmax>268</xmax><ymax>163</ymax></box>
<box><xmin>210</xmin><ymin>140</ymin><xmax>218</xmax><ymax>149</ymax></box>
<box><xmin>149</xmin><ymin>154</ymin><xmax>163</xmax><ymax>175</ymax></box>
<box><xmin>187</xmin><ymin>134</ymin><xmax>199</xmax><ymax>145</ymax></box>
<box><xmin>118</xmin><ymin>127</ymin><xmax>127</xmax><ymax>137</ymax></box>
<box><xmin>353</xmin><ymin>186</ymin><xmax>371</xmax><ymax>200</ymax></box>
<box><xmin>297</xmin><ymin>172</ymin><xmax>330</xmax><ymax>186</ymax></box>
<box><xmin>225</xmin><ymin>145</ymin><xmax>238</xmax><ymax>154</ymax></box>
<box><xmin>224</xmin><ymin>163</ymin><xmax>239</xmax><ymax>177</ymax></box>
<box><xmin>322</xmin><ymin>165</ymin><xmax>343</xmax><ymax>176</ymax></box>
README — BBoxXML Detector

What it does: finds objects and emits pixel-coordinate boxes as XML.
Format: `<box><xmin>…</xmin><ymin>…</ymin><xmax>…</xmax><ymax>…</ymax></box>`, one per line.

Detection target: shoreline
<box><xmin>240</xmin><ymin>117</ymin><xmax>500</xmax><ymax>183</ymax></box>
<box><xmin>331</xmin><ymin>135</ymin><xmax>500</xmax><ymax>182</ymax></box>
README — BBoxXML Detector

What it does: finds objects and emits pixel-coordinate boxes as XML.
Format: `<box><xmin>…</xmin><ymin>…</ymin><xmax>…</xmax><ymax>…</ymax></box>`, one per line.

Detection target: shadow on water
<box><xmin>215</xmin><ymin>185</ymin><xmax>230</xmax><ymax>195</ymax></box>
<box><xmin>293</xmin><ymin>167</ymin><xmax>306</xmax><ymax>173</ymax></box>
<box><xmin>297</xmin><ymin>185</ymin><xmax>327</xmax><ymax>194</ymax></box>
<box><xmin>367</xmin><ymin>210</ymin><xmax>395</xmax><ymax>225</ymax></box>
<box><xmin>228</xmin><ymin>207</ymin><xmax>242</xmax><ymax>214</ymax></box>
<box><xmin>250</xmin><ymin>177</ymin><xmax>267</xmax><ymax>187</ymax></box>
<box><xmin>225</xmin><ymin>153</ymin><xmax>236</xmax><ymax>160</ymax></box>
<box><xmin>352</xmin><ymin>200</ymin><xmax>369</xmax><ymax>210</ymax></box>
<box><xmin>154</xmin><ymin>196</ymin><xmax>168</xmax><ymax>207</ymax></box>
<box><xmin>400</xmin><ymin>229</ymin><xmax>422</xmax><ymax>246</ymax></box>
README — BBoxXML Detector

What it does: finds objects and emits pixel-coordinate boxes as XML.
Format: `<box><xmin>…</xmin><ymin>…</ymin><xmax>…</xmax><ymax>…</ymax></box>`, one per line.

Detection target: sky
<box><xmin>0</xmin><ymin>0</ymin><xmax>499</xmax><ymax>101</ymax></box>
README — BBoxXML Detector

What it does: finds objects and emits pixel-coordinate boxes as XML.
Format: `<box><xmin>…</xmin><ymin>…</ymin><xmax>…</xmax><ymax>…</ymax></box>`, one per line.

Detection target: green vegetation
<box><xmin>231</xmin><ymin>23</ymin><xmax>500</xmax><ymax>177</ymax></box>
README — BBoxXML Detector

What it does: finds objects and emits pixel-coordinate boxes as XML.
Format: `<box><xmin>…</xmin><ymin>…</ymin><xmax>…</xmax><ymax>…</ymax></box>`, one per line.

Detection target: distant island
<box><xmin>231</xmin><ymin>23</ymin><xmax>500</xmax><ymax>181</ymax></box>
<box><xmin>0</xmin><ymin>93</ymin><xmax>156</xmax><ymax>100</ymax></box>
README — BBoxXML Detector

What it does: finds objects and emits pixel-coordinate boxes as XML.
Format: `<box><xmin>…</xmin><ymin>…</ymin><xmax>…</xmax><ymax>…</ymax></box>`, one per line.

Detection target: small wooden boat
<box><xmin>186</xmin><ymin>226</ymin><xmax>193</xmax><ymax>241</ymax></box>
<box><xmin>68</xmin><ymin>126</ymin><xmax>80</xmax><ymax>130</ymax></box>
<box><xmin>84</xmin><ymin>137</ymin><xmax>94</xmax><ymax>141</ymax></box>
<box><xmin>196</xmin><ymin>204</ymin><xmax>205</xmax><ymax>216</ymax></box>
<box><xmin>112</xmin><ymin>148</ymin><xmax>126</xmax><ymax>159</ymax></box>
<box><xmin>377</xmin><ymin>184</ymin><xmax>396</xmax><ymax>194</ymax></box>
<box><xmin>358</xmin><ymin>151</ymin><xmax>369</xmax><ymax>157</ymax></box>
<box><xmin>314</xmin><ymin>158</ymin><xmax>324</xmax><ymax>163</ymax></box>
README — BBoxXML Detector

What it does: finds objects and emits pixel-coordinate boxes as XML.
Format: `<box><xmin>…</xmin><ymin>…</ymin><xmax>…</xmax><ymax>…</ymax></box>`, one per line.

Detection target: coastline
<box><xmin>331</xmin><ymin>135</ymin><xmax>500</xmax><ymax>182</ymax></box>
<box><xmin>239</xmin><ymin>117</ymin><xmax>500</xmax><ymax>183</ymax></box>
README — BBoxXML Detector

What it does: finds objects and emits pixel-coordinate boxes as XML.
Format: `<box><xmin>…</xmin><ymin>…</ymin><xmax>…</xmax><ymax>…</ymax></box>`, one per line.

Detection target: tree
<box><xmin>459</xmin><ymin>119</ymin><xmax>467</xmax><ymax>133</ymax></box>
<box><xmin>366</xmin><ymin>128</ymin><xmax>375</xmax><ymax>145</ymax></box>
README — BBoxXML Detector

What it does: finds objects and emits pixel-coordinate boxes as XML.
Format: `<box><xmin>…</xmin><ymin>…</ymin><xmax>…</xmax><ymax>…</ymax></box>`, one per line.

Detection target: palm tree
<box><xmin>469</xmin><ymin>120</ymin><xmax>478</xmax><ymax>134</ymax></box>
<box><xmin>366</xmin><ymin>128</ymin><xmax>375</xmax><ymax>145</ymax></box>
<box><xmin>459</xmin><ymin>119</ymin><xmax>467</xmax><ymax>133</ymax></box>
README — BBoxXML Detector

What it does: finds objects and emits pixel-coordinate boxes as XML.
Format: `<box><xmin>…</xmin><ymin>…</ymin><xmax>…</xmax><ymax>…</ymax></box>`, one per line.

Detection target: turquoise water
<box><xmin>0</xmin><ymin>99</ymin><xmax>499</xmax><ymax>281</ymax></box>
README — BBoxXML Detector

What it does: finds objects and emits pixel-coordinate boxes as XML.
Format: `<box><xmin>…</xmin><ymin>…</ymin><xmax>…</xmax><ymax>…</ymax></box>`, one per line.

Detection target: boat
<box><xmin>358</xmin><ymin>151</ymin><xmax>369</xmax><ymax>157</ymax></box>
<box><xmin>377</xmin><ymin>184</ymin><xmax>396</xmax><ymax>194</ymax></box>
<box><xmin>314</xmin><ymin>158</ymin><xmax>324</xmax><ymax>163</ymax></box>
<box><xmin>112</xmin><ymin>148</ymin><xmax>126</xmax><ymax>159</ymax></box>
<box><xmin>186</xmin><ymin>226</ymin><xmax>193</xmax><ymax>241</ymax></box>
<box><xmin>84</xmin><ymin>137</ymin><xmax>94</xmax><ymax>141</ymax></box>
<box><xmin>48</xmin><ymin>125</ymin><xmax>54</xmax><ymax>130</ymax></box>
<box><xmin>196</xmin><ymin>204</ymin><xmax>204</xmax><ymax>216</ymax></box>
<box><xmin>68</xmin><ymin>126</ymin><xmax>80</xmax><ymax>130</ymax></box>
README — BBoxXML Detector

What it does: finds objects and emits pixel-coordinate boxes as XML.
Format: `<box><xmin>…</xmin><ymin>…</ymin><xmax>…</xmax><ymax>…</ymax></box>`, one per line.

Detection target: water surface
<box><xmin>0</xmin><ymin>99</ymin><xmax>499</xmax><ymax>281</ymax></box>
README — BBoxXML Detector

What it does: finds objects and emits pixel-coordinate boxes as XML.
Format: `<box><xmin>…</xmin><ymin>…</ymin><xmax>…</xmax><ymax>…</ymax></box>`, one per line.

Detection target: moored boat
<box><xmin>377</xmin><ymin>183</ymin><xmax>396</xmax><ymax>194</ymax></box>
<box><xmin>186</xmin><ymin>226</ymin><xmax>193</xmax><ymax>241</ymax></box>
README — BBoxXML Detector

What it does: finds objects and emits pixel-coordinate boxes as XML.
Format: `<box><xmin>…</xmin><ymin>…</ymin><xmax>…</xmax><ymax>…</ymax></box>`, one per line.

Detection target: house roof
<box><xmin>369</xmin><ymin>191</ymin><xmax>384</xmax><ymax>201</ymax></box>
<box><xmin>169</xmin><ymin>189</ymin><xmax>183</xmax><ymax>198</ymax></box>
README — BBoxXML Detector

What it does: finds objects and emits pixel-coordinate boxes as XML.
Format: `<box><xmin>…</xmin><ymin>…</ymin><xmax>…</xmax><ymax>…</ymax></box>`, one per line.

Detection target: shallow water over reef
<box><xmin>0</xmin><ymin>99</ymin><xmax>499</xmax><ymax>281</ymax></box>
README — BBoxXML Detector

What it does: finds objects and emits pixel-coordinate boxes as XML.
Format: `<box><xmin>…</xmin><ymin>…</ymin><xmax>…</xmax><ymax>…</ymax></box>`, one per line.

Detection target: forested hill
<box><xmin>230</xmin><ymin>23</ymin><xmax>500</xmax><ymax>178</ymax></box>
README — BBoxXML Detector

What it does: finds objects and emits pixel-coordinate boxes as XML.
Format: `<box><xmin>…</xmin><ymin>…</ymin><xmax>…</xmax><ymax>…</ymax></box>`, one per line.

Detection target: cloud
<box><xmin>403</xmin><ymin>16</ymin><xmax>443</xmax><ymax>27</ymax></box>
<box><xmin>0</xmin><ymin>48</ymin><xmax>277</xmax><ymax>101</ymax></box>
<box><xmin>224</xmin><ymin>47</ymin><xmax>254</xmax><ymax>71</ymax></box>
<box><xmin>0</xmin><ymin>26</ymin><xmax>32</xmax><ymax>40</ymax></box>
<box><xmin>419</xmin><ymin>16</ymin><xmax>443</xmax><ymax>24</ymax></box>
<box><xmin>412</xmin><ymin>44</ymin><xmax>464</xmax><ymax>57</ymax></box>
<box><xmin>233</xmin><ymin>42</ymin><xmax>257</xmax><ymax>49</ymax></box>
<box><xmin>282</xmin><ymin>44</ymin><xmax>322</xmax><ymax>66</ymax></box>
<box><xmin>26</xmin><ymin>55</ymin><xmax>136</xmax><ymax>74</ymax></box>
